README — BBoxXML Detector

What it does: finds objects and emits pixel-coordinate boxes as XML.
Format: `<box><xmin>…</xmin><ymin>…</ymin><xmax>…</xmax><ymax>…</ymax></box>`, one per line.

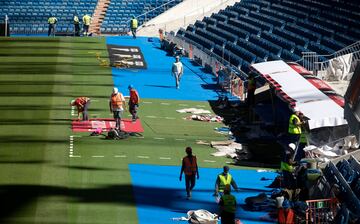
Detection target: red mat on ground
<box><xmin>72</xmin><ymin>118</ymin><xmax>144</xmax><ymax>133</ymax></box>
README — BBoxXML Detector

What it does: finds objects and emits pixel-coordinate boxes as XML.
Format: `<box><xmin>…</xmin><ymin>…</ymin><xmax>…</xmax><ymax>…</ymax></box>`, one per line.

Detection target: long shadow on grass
<box><xmin>0</xmin><ymin>136</ymin><xmax>67</xmax><ymax>144</ymax></box>
<box><xmin>0</xmin><ymin>184</ymin><xmax>271</xmax><ymax>223</ymax></box>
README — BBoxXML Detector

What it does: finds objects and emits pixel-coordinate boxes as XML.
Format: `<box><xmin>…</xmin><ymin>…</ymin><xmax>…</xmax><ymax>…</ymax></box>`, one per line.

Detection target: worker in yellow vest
<box><xmin>288</xmin><ymin>107</ymin><xmax>303</xmax><ymax>145</ymax></box>
<box><xmin>73</xmin><ymin>13</ymin><xmax>80</xmax><ymax>36</ymax></box>
<box><xmin>281</xmin><ymin>143</ymin><xmax>296</xmax><ymax>189</ymax></box>
<box><xmin>82</xmin><ymin>14</ymin><xmax>91</xmax><ymax>36</ymax></box>
<box><xmin>130</xmin><ymin>15</ymin><xmax>138</xmax><ymax>39</ymax></box>
<box><xmin>47</xmin><ymin>14</ymin><xmax>58</xmax><ymax>36</ymax></box>
<box><xmin>179</xmin><ymin>147</ymin><xmax>199</xmax><ymax>199</ymax></box>
<box><xmin>109</xmin><ymin>87</ymin><xmax>126</xmax><ymax>131</ymax></box>
<box><xmin>219</xmin><ymin>184</ymin><xmax>237</xmax><ymax>224</ymax></box>
<box><xmin>214</xmin><ymin>166</ymin><xmax>238</xmax><ymax>197</ymax></box>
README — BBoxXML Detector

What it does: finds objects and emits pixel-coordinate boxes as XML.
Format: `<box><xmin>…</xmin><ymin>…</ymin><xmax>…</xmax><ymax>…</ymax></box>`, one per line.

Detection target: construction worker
<box><xmin>214</xmin><ymin>166</ymin><xmax>239</xmax><ymax>197</ymax></box>
<box><xmin>82</xmin><ymin>14</ymin><xmax>91</xmax><ymax>36</ymax></box>
<box><xmin>128</xmin><ymin>85</ymin><xmax>140</xmax><ymax>122</ymax></box>
<box><xmin>109</xmin><ymin>87</ymin><xmax>126</xmax><ymax>131</ymax></box>
<box><xmin>218</xmin><ymin>184</ymin><xmax>237</xmax><ymax>224</ymax></box>
<box><xmin>172</xmin><ymin>55</ymin><xmax>184</xmax><ymax>89</ymax></box>
<box><xmin>130</xmin><ymin>15</ymin><xmax>138</xmax><ymax>38</ymax></box>
<box><xmin>288</xmin><ymin>107</ymin><xmax>303</xmax><ymax>145</ymax></box>
<box><xmin>73</xmin><ymin>13</ymin><xmax>80</xmax><ymax>36</ymax></box>
<box><xmin>47</xmin><ymin>14</ymin><xmax>58</xmax><ymax>36</ymax></box>
<box><xmin>71</xmin><ymin>97</ymin><xmax>91</xmax><ymax>121</ymax></box>
<box><xmin>277</xmin><ymin>199</ymin><xmax>295</xmax><ymax>224</ymax></box>
<box><xmin>281</xmin><ymin>143</ymin><xmax>296</xmax><ymax>189</ymax></box>
<box><xmin>179</xmin><ymin>147</ymin><xmax>199</xmax><ymax>200</ymax></box>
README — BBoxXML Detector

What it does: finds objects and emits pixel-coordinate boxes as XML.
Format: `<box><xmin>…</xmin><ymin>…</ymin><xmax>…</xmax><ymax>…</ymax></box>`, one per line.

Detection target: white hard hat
<box><xmin>113</xmin><ymin>87</ymin><xmax>118</xmax><ymax>94</ymax></box>
<box><xmin>289</xmin><ymin>143</ymin><xmax>296</xmax><ymax>150</ymax></box>
<box><xmin>293</xmin><ymin>106</ymin><xmax>300</xmax><ymax>112</ymax></box>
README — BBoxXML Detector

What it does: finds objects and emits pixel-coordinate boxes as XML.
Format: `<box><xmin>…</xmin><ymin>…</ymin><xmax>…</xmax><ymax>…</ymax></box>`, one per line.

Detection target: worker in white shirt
<box><xmin>172</xmin><ymin>56</ymin><xmax>184</xmax><ymax>89</ymax></box>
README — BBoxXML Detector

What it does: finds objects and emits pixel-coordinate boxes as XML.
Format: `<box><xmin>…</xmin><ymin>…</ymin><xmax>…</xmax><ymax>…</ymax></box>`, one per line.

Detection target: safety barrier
<box><xmin>304</xmin><ymin>198</ymin><xmax>338</xmax><ymax>223</ymax></box>
<box><xmin>300</xmin><ymin>41</ymin><xmax>360</xmax><ymax>77</ymax></box>
<box><xmin>166</xmin><ymin>32</ymin><xmax>246</xmax><ymax>101</ymax></box>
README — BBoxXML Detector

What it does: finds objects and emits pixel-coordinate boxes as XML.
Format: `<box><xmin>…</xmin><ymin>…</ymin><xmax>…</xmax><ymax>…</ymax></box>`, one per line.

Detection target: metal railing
<box><xmin>301</xmin><ymin>41</ymin><xmax>360</xmax><ymax>77</ymax></box>
<box><xmin>137</xmin><ymin>0</ymin><xmax>235</xmax><ymax>34</ymax></box>
<box><xmin>167</xmin><ymin>32</ymin><xmax>247</xmax><ymax>100</ymax></box>
<box><xmin>120</xmin><ymin>0</ymin><xmax>182</xmax><ymax>32</ymax></box>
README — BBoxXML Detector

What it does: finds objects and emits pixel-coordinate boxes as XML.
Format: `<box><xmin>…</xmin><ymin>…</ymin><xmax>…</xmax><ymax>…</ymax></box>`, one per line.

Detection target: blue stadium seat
<box><xmin>249</xmin><ymin>34</ymin><xmax>282</xmax><ymax>55</ymax></box>
<box><xmin>206</xmin><ymin>25</ymin><xmax>237</xmax><ymax>43</ymax></box>
<box><xmin>195</xmin><ymin>28</ymin><xmax>227</xmax><ymax>47</ymax></box>
<box><xmin>272</xmin><ymin>27</ymin><xmax>309</xmax><ymax>47</ymax></box>
<box><xmin>261</xmin><ymin>31</ymin><xmax>296</xmax><ymax>51</ymax></box>
<box><xmin>216</xmin><ymin>22</ymin><xmax>249</xmax><ymax>40</ymax></box>
<box><xmin>228</xmin><ymin>18</ymin><xmax>261</xmax><ymax>35</ymax></box>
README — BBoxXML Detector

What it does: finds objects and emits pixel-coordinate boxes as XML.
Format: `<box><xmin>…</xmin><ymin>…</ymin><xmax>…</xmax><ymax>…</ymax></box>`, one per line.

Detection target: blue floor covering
<box><xmin>129</xmin><ymin>164</ymin><xmax>277</xmax><ymax>224</ymax></box>
<box><xmin>106</xmin><ymin>36</ymin><xmax>222</xmax><ymax>101</ymax></box>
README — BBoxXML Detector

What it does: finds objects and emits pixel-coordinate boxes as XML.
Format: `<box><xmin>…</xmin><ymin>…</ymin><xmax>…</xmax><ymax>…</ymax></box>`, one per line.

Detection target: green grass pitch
<box><xmin>0</xmin><ymin>37</ymin><xmax>248</xmax><ymax>224</ymax></box>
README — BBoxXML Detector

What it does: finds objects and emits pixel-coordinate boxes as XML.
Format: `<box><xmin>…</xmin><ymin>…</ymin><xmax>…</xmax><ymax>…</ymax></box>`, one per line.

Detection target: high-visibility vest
<box><xmin>129</xmin><ymin>89</ymin><xmax>140</xmax><ymax>104</ymax></box>
<box><xmin>130</xmin><ymin>19</ymin><xmax>138</xmax><ymax>29</ymax></box>
<box><xmin>278</xmin><ymin>208</ymin><xmax>295</xmax><ymax>224</ymax></box>
<box><xmin>111</xmin><ymin>93</ymin><xmax>123</xmax><ymax>109</ymax></box>
<box><xmin>83</xmin><ymin>15</ymin><xmax>91</xmax><ymax>25</ymax></box>
<box><xmin>221</xmin><ymin>194</ymin><xmax>236</xmax><ymax>213</ymax></box>
<box><xmin>219</xmin><ymin>174</ymin><xmax>232</xmax><ymax>192</ymax></box>
<box><xmin>280</xmin><ymin>161</ymin><xmax>294</xmax><ymax>172</ymax></box>
<box><xmin>183</xmin><ymin>156</ymin><xmax>197</xmax><ymax>175</ymax></box>
<box><xmin>48</xmin><ymin>17</ymin><xmax>57</xmax><ymax>24</ymax></box>
<box><xmin>247</xmin><ymin>78</ymin><xmax>256</xmax><ymax>91</ymax></box>
<box><xmin>74</xmin><ymin>16</ymin><xmax>79</xmax><ymax>24</ymax></box>
<box><xmin>288</xmin><ymin>114</ymin><xmax>301</xmax><ymax>135</ymax></box>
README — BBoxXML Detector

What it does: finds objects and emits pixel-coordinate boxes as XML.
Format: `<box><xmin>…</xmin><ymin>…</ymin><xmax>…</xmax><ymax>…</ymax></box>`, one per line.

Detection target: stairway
<box><xmin>89</xmin><ymin>0</ymin><xmax>111</xmax><ymax>35</ymax></box>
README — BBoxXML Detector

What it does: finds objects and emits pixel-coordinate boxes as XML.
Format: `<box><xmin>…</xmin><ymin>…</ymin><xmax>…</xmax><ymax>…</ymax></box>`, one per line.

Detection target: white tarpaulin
<box><xmin>252</xmin><ymin>60</ymin><xmax>348</xmax><ymax>130</ymax></box>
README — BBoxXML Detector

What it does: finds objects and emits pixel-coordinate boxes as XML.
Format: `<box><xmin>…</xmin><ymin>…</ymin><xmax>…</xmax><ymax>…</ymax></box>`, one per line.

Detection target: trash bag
<box><xmin>187</xmin><ymin>210</ymin><xmax>218</xmax><ymax>224</ymax></box>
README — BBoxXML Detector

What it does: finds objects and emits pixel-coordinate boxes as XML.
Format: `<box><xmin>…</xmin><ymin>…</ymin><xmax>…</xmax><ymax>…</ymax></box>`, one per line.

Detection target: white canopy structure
<box><xmin>251</xmin><ymin>60</ymin><xmax>348</xmax><ymax>130</ymax></box>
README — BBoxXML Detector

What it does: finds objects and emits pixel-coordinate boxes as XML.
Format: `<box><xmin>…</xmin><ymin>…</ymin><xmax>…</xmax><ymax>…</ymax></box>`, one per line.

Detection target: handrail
<box><xmin>138</xmin><ymin>0</ymin><xmax>235</xmax><ymax>32</ymax></box>
<box><xmin>122</xmin><ymin>0</ymin><xmax>181</xmax><ymax>27</ymax></box>
<box><xmin>300</xmin><ymin>40</ymin><xmax>360</xmax><ymax>75</ymax></box>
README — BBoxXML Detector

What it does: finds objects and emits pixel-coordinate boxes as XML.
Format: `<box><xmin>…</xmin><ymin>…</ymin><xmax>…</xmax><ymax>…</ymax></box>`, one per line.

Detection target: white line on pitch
<box><xmin>160</xmin><ymin>157</ymin><xmax>171</xmax><ymax>160</ymax></box>
<box><xmin>146</xmin><ymin>115</ymin><xmax>157</xmax><ymax>118</ymax></box>
<box><xmin>226</xmin><ymin>161</ymin><xmax>232</xmax><ymax>164</ymax></box>
<box><xmin>160</xmin><ymin>102</ymin><xmax>170</xmax><ymax>105</ymax></box>
<box><xmin>196</xmin><ymin>105</ymin><xmax>206</xmax><ymax>108</ymax></box>
<box><xmin>175</xmin><ymin>138</ymin><xmax>186</xmax><ymax>141</ymax></box>
<box><xmin>179</xmin><ymin>104</ymin><xmax>188</xmax><ymax>106</ymax></box>
<box><xmin>114</xmin><ymin>155</ymin><xmax>127</xmax><ymax>158</ymax></box>
<box><xmin>143</xmin><ymin>101</ymin><xmax>153</xmax><ymax>104</ymax></box>
<box><xmin>92</xmin><ymin>155</ymin><xmax>105</xmax><ymax>158</ymax></box>
<box><xmin>137</xmin><ymin>156</ymin><xmax>149</xmax><ymax>159</ymax></box>
<box><xmin>91</xmin><ymin>99</ymin><xmax>99</xmax><ymax>102</ymax></box>
<box><xmin>154</xmin><ymin>137</ymin><xmax>165</xmax><ymax>140</ymax></box>
<box><xmin>70</xmin><ymin>155</ymin><xmax>81</xmax><ymax>158</ymax></box>
<box><xmin>204</xmin><ymin>160</ymin><xmax>216</xmax><ymax>163</ymax></box>
<box><xmin>165</xmin><ymin>117</ymin><xmax>175</xmax><ymax>119</ymax></box>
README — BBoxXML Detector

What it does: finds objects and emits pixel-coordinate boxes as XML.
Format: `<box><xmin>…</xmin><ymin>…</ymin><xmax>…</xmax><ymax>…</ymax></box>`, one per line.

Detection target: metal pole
<box><xmin>5</xmin><ymin>15</ymin><xmax>8</xmax><ymax>37</ymax></box>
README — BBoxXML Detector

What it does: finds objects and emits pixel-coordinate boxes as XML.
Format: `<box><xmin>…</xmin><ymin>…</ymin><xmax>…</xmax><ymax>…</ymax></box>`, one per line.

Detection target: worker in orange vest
<box><xmin>128</xmin><ymin>85</ymin><xmax>140</xmax><ymax>122</ymax></box>
<box><xmin>71</xmin><ymin>97</ymin><xmax>91</xmax><ymax>121</ymax></box>
<box><xmin>109</xmin><ymin>87</ymin><xmax>126</xmax><ymax>131</ymax></box>
<box><xmin>277</xmin><ymin>199</ymin><xmax>295</xmax><ymax>224</ymax></box>
<box><xmin>179</xmin><ymin>147</ymin><xmax>199</xmax><ymax>200</ymax></box>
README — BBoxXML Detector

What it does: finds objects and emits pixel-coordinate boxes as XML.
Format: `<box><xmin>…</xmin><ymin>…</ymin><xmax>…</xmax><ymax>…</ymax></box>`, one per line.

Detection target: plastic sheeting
<box><xmin>251</xmin><ymin>61</ymin><xmax>348</xmax><ymax>130</ymax></box>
